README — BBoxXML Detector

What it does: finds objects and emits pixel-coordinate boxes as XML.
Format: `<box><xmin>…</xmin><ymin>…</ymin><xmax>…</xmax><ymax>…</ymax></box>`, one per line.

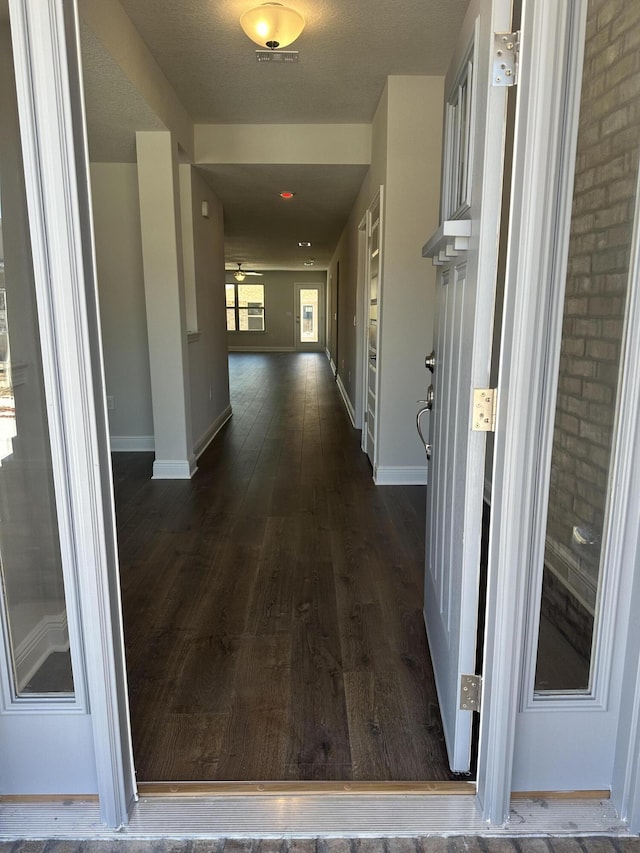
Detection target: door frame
<box><xmin>360</xmin><ymin>186</ymin><xmax>383</xmax><ymax>466</ymax></box>
<box><xmin>7</xmin><ymin>0</ymin><xmax>640</xmax><ymax>835</ymax></box>
<box><xmin>477</xmin><ymin>0</ymin><xmax>640</xmax><ymax>826</ymax></box>
<box><xmin>6</xmin><ymin>0</ymin><xmax>135</xmax><ymax>827</ymax></box>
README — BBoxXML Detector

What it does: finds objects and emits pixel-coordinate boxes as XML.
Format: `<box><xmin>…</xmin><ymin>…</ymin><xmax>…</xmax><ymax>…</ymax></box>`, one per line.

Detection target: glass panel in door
<box><xmin>0</xmin><ymin>11</ymin><xmax>74</xmax><ymax>701</ymax></box>
<box><xmin>533</xmin><ymin>0</ymin><xmax>640</xmax><ymax>694</ymax></box>
<box><xmin>295</xmin><ymin>283</ymin><xmax>323</xmax><ymax>350</ymax></box>
<box><xmin>299</xmin><ymin>287</ymin><xmax>319</xmax><ymax>343</ymax></box>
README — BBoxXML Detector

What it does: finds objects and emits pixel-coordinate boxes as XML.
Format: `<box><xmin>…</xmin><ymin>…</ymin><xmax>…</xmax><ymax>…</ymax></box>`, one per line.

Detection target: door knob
<box><xmin>425</xmin><ymin>350</ymin><xmax>436</xmax><ymax>373</ymax></box>
<box><xmin>416</xmin><ymin>407</ymin><xmax>432</xmax><ymax>461</ymax></box>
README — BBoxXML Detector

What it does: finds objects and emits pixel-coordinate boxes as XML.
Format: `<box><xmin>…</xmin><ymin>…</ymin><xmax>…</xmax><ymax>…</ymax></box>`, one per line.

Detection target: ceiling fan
<box><xmin>230</xmin><ymin>262</ymin><xmax>263</xmax><ymax>282</ymax></box>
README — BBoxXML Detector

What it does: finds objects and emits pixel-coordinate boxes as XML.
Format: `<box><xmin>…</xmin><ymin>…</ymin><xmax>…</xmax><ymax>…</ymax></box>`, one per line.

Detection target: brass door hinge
<box><xmin>472</xmin><ymin>388</ymin><xmax>497</xmax><ymax>432</ymax></box>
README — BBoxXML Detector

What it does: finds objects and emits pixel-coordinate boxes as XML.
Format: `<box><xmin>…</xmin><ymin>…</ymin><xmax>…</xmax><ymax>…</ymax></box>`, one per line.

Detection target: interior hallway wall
<box><xmin>327</xmin><ymin>82</ymin><xmax>387</xmax><ymax>416</ymax></box>
<box><xmin>328</xmin><ymin>77</ymin><xmax>443</xmax><ymax>481</ymax></box>
<box><xmin>376</xmin><ymin>76</ymin><xmax>443</xmax><ymax>479</ymax></box>
<box><xmin>91</xmin><ymin>162</ymin><xmax>232</xmax><ymax>459</ymax></box>
<box><xmin>90</xmin><ymin>163</ymin><xmax>154</xmax><ymax>449</ymax></box>
<box><xmin>183</xmin><ymin>166</ymin><xmax>231</xmax><ymax>456</ymax></box>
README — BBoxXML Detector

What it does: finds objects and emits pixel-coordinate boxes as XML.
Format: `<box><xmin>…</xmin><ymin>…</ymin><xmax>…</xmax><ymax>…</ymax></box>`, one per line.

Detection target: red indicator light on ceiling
<box><xmin>280</xmin><ymin>191</ymin><xmax>295</xmax><ymax>199</ymax></box>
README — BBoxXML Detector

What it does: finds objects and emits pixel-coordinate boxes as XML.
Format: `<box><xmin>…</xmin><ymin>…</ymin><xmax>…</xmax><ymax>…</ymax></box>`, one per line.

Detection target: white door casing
<box><xmin>502</xmin><ymin>0</ymin><xmax>640</xmax><ymax>795</ymax></box>
<box><xmin>2</xmin><ymin>0</ymin><xmax>135</xmax><ymax>826</ymax></box>
<box><xmin>422</xmin><ymin>0</ymin><xmax>513</xmax><ymax>774</ymax></box>
<box><xmin>362</xmin><ymin>188</ymin><xmax>383</xmax><ymax>468</ymax></box>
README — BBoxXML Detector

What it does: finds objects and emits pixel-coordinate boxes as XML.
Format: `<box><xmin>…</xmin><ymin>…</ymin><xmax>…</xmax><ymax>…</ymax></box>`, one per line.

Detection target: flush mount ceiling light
<box><xmin>240</xmin><ymin>2</ymin><xmax>305</xmax><ymax>50</ymax></box>
<box><xmin>298</xmin><ymin>241</ymin><xmax>312</xmax><ymax>247</ymax></box>
<box><xmin>304</xmin><ymin>259</ymin><xmax>315</xmax><ymax>266</ymax></box>
<box><xmin>280</xmin><ymin>191</ymin><xmax>295</xmax><ymax>199</ymax></box>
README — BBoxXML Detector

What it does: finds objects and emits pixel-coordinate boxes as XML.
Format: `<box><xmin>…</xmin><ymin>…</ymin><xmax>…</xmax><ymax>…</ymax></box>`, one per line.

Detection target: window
<box><xmin>225</xmin><ymin>283</ymin><xmax>265</xmax><ymax>332</ymax></box>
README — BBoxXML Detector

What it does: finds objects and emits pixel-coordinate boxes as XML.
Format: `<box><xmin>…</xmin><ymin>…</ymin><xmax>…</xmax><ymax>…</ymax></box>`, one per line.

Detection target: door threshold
<box><xmin>138</xmin><ymin>780</ymin><xmax>476</xmax><ymax>797</ymax></box>
<box><xmin>511</xmin><ymin>790</ymin><xmax>610</xmax><ymax>800</ymax></box>
<box><xmin>0</xmin><ymin>792</ymin><xmax>627</xmax><ymax>839</ymax></box>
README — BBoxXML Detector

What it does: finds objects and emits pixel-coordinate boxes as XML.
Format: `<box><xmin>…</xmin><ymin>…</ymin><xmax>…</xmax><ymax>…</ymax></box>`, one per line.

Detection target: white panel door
<box><xmin>423</xmin><ymin>0</ymin><xmax>512</xmax><ymax>773</ymax></box>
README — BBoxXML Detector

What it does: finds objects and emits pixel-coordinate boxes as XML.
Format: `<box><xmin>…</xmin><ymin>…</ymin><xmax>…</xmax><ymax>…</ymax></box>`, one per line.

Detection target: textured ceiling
<box><xmin>118</xmin><ymin>0</ymin><xmax>469</xmax><ymax>124</ymax></box>
<box><xmin>81</xmin><ymin>23</ymin><xmax>166</xmax><ymax>162</ymax></box>
<box><xmin>198</xmin><ymin>163</ymin><xmax>368</xmax><ymax>269</ymax></box>
<box><xmin>81</xmin><ymin>0</ymin><xmax>469</xmax><ymax>269</ymax></box>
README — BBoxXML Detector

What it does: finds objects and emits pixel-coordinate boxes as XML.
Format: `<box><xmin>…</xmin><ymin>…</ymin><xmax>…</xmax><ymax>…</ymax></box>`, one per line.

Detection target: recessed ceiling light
<box><xmin>304</xmin><ymin>259</ymin><xmax>315</xmax><ymax>266</ymax></box>
<box><xmin>280</xmin><ymin>191</ymin><xmax>295</xmax><ymax>199</ymax></box>
<box><xmin>298</xmin><ymin>241</ymin><xmax>312</xmax><ymax>247</ymax></box>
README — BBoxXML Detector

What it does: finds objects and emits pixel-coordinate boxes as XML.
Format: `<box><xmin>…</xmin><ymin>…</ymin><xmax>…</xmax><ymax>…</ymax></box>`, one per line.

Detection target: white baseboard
<box><xmin>329</xmin><ymin>359</ymin><xmax>337</xmax><ymax>377</ymax></box>
<box><xmin>110</xmin><ymin>435</ymin><xmax>154</xmax><ymax>452</ymax></box>
<box><xmin>152</xmin><ymin>456</ymin><xmax>198</xmax><ymax>480</ymax></box>
<box><xmin>14</xmin><ymin>610</ymin><xmax>69</xmax><ymax>693</ymax></box>
<box><xmin>194</xmin><ymin>404</ymin><xmax>232</xmax><ymax>459</ymax></box>
<box><xmin>336</xmin><ymin>374</ymin><xmax>356</xmax><ymax>427</ymax></box>
<box><xmin>228</xmin><ymin>346</ymin><xmax>295</xmax><ymax>352</ymax></box>
<box><xmin>374</xmin><ymin>465</ymin><xmax>428</xmax><ymax>486</ymax></box>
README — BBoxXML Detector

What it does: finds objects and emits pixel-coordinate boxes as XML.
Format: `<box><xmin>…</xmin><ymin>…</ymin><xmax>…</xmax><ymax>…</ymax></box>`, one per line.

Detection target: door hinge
<box><xmin>493</xmin><ymin>31</ymin><xmax>520</xmax><ymax>86</ymax></box>
<box><xmin>472</xmin><ymin>388</ymin><xmax>497</xmax><ymax>432</ymax></box>
<box><xmin>460</xmin><ymin>674</ymin><xmax>482</xmax><ymax>712</ymax></box>
<box><xmin>364</xmin><ymin>411</ymin><xmax>368</xmax><ymax>423</ymax></box>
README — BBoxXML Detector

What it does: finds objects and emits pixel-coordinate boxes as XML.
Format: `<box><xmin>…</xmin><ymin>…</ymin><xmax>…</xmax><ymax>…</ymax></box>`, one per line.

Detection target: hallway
<box><xmin>114</xmin><ymin>353</ymin><xmax>455</xmax><ymax>782</ymax></box>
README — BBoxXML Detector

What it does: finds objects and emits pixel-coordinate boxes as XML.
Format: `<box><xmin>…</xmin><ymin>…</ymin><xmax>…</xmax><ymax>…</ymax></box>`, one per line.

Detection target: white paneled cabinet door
<box><xmin>422</xmin><ymin>0</ymin><xmax>512</xmax><ymax>773</ymax></box>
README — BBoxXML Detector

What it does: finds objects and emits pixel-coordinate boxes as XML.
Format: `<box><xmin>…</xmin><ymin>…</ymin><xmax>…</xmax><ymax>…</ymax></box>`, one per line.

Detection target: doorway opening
<box><xmin>115</xmin><ymin>351</ymin><xmax>472</xmax><ymax>784</ymax></box>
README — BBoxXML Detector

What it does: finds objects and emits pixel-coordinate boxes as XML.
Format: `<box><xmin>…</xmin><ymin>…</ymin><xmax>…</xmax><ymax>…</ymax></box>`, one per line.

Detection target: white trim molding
<box><xmin>336</xmin><ymin>374</ymin><xmax>355</xmax><ymax>426</ymax></box>
<box><xmin>374</xmin><ymin>465</ymin><xmax>428</xmax><ymax>486</ymax></box>
<box><xmin>110</xmin><ymin>436</ymin><xmax>155</xmax><ymax>452</ymax></box>
<box><xmin>13</xmin><ymin>611</ymin><xmax>69</xmax><ymax>695</ymax></box>
<box><xmin>152</xmin><ymin>457</ymin><xmax>198</xmax><ymax>480</ymax></box>
<box><xmin>8</xmin><ymin>0</ymin><xmax>137</xmax><ymax>823</ymax></box>
<box><xmin>477</xmin><ymin>0</ymin><xmax>587</xmax><ymax>823</ymax></box>
<box><xmin>228</xmin><ymin>346</ymin><xmax>295</xmax><ymax>353</ymax></box>
<box><xmin>194</xmin><ymin>404</ymin><xmax>232</xmax><ymax>459</ymax></box>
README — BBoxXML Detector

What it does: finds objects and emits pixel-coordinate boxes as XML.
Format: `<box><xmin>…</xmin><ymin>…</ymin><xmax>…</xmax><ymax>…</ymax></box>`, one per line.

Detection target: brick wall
<box><xmin>541</xmin><ymin>0</ymin><xmax>640</xmax><ymax>664</ymax></box>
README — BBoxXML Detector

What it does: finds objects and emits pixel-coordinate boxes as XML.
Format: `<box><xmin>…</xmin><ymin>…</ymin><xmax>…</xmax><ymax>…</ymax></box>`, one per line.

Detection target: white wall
<box><xmin>195</xmin><ymin>123</ymin><xmax>371</xmax><ymax>165</ymax></box>
<box><xmin>376</xmin><ymin>76</ymin><xmax>444</xmax><ymax>476</ymax></box>
<box><xmin>183</xmin><ymin>167</ymin><xmax>231</xmax><ymax>456</ymax></box>
<box><xmin>90</xmin><ymin>163</ymin><xmax>154</xmax><ymax>446</ymax></box>
<box><xmin>328</xmin><ymin>76</ymin><xmax>444</xmax><ymax>482</ymax></box>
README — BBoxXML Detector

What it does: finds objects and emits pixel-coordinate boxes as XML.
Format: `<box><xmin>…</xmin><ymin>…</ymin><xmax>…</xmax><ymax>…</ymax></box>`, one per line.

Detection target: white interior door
<box><xmin>422</xmin><ymin>0</ymin><xmax>513</xmax><ymax>773</ymax></box>
<box><xmin>295</xmin><ymin>282</ymin><xmax>325</xmax><ymax>351</ymax></box>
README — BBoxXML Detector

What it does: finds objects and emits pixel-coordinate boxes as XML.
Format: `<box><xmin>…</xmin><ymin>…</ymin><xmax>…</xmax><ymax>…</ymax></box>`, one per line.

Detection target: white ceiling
<box><xmin>81</xmin><ymin>0</ymin><xmax>469</xmax><ymax>270</ymax></box>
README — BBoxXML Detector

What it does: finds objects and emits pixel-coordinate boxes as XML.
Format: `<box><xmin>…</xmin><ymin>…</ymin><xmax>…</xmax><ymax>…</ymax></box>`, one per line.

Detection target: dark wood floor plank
<box><xmin>114</xmin><ymin>352</ymin><xmax>455</xmax><ymax>782</ymax></box>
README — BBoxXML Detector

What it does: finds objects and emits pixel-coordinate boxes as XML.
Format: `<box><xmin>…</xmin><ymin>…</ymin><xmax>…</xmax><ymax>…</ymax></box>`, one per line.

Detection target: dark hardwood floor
<box><xmin>113</xmin><ymin>352</ymin><xmax>456</xmax><ymax>782</ymax></box>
